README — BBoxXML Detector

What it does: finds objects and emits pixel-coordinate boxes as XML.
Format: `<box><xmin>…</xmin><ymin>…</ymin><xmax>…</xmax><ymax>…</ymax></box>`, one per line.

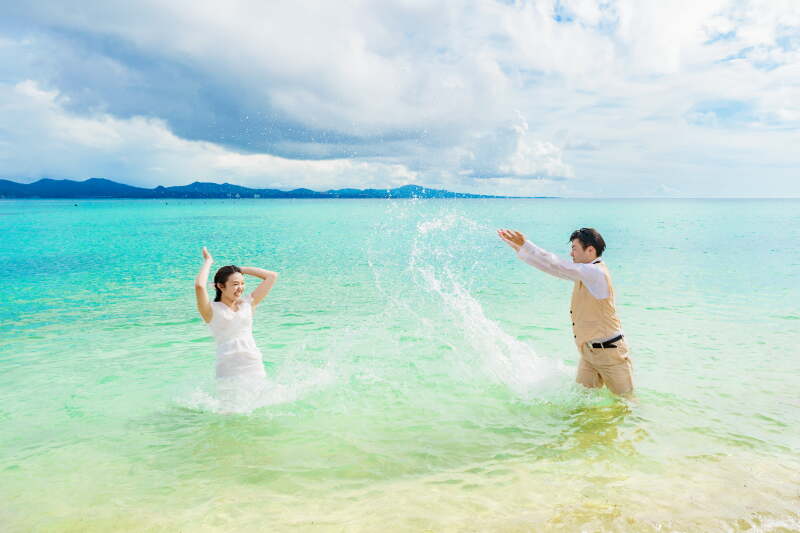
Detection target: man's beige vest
<box><xmin>570</xmin><ymin>261</ymin><xmax>622</xmax><ymax>346</ymax></box>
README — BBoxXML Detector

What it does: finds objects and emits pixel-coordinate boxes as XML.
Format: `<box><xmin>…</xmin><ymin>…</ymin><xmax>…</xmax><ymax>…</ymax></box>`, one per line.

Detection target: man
<box><xmin>497</xmin><ymin>227</ymin><xmax>633</xmax><ymax>397</ymax></box>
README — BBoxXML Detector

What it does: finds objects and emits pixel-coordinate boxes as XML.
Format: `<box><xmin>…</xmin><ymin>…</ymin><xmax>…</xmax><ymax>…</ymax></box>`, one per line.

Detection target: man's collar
<box><xmin>591</xmin><ymin>258</ymin><xmax>602</xmax><ymax>264</ymax></box>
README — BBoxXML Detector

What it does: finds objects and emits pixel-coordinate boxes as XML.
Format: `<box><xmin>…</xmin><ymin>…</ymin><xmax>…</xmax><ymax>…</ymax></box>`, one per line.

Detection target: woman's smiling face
<box><xmin>217</xmin><ymin>272</ymin><xmax>245</xmax><ymax>301</ymax></box>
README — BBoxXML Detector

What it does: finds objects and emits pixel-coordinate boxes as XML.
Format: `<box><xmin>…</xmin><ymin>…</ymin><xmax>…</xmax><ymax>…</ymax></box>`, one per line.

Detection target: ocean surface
<box><xmin>1</xmin><ymin>198</ymin><xmax>798</xmax><ymax>532</ymax></box>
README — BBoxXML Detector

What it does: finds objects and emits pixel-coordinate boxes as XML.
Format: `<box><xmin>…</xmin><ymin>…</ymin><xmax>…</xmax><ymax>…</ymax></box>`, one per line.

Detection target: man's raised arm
<box><xmin>497</xmin><ymin>229</ymin><xmax>609</xmax><ymax>298</ymax></box>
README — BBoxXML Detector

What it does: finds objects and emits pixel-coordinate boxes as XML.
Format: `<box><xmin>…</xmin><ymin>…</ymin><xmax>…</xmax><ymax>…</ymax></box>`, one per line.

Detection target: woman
<box><xmin>194</xmin><ymin>247</ymin><xmax>278</xmax><ymax>380</ymax></box>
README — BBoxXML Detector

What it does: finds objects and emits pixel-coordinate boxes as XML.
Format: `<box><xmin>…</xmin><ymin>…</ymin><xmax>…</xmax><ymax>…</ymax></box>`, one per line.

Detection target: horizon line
<box><xmin>1</xmin><ymin>177</ymin><xmax>798</xmax><ymax>200</ymax></box>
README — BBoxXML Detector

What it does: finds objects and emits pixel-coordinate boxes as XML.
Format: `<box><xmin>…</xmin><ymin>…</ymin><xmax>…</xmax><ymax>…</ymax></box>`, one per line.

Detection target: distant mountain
<box><xmin>0</xmin><ymin>178</ymin><xmax>551</xmax><ymax>199</ymax></box>
<box><xmin>0</xmin><ymin>178</ymin><xmax>152</xmax><ymax>198</ymax></box>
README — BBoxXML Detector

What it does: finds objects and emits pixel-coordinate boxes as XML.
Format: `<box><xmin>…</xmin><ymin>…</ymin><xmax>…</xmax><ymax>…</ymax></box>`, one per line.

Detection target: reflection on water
<box><xmin>550</xmin><ymin>401</ymin><xmax>637</xmax><ymax>459</ymax></box>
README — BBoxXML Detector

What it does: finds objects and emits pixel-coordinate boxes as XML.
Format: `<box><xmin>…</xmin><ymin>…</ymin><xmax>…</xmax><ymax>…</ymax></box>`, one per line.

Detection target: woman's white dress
<box><xmin>207</xmin><ymin>294</ymin><xmax>266</xmax><ymax>379</ymax></box>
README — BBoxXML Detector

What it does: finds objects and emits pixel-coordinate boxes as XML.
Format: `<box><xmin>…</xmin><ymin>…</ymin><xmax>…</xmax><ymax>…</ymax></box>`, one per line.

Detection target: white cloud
<box><xmin>0</xmin><ymin>81</ymin><xmax>417</xmax><ymax>190</ymax></box>
<box><xmin>454</xmin><ymin>114</ymin><xmax>574</xmax><ymax>180</ymax></box>
<box><xmin>499</xmin><ymin>116</ymin><xmax>574</xmax><ymax>179</ymax></box>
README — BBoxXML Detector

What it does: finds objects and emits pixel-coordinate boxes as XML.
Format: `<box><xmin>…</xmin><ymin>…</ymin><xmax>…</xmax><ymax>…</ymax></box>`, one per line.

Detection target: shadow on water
<box><xmin>542</xmin><ymin>400</ymin><xmax>642</xmax><ymax>461</ymax></box>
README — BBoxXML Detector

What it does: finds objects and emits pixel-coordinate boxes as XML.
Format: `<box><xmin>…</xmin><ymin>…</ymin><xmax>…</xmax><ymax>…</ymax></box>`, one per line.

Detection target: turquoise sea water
<box><xmin>1</xmin><ymin>198</ymin><xmax>799</xmax><ymax>531</ymax></box>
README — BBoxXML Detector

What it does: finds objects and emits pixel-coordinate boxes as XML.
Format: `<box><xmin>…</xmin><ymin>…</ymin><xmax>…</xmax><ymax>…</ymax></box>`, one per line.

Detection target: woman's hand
<box><xmin>240</xmin><ymin>266</ymin><xmax>279</xmax><ymax>308</ymax></box>
<box><xmin>196</xmin><ymin>247</ymin><xmax>214</xmax><ymax>323</ymax></box>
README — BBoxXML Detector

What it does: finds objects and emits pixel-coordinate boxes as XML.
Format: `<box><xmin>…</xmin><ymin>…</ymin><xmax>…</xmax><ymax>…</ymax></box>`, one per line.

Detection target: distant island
<box><xmin>0</xmin><ymin>178</ymin><xmax>553</xmax><ymax>199</ymax></box>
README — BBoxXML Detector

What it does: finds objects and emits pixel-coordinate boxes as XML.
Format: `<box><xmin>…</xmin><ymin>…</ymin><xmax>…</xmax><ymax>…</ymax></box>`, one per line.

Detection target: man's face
<box><xmin>570</xmin><ymin>239</ymin><xmax>595</xmax><ymax>263</ymax></box>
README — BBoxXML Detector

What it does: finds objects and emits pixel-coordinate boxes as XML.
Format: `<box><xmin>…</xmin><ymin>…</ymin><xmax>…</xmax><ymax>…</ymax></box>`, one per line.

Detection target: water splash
<box><xmin>368</xmin><ymin>201</ymin><xmax>572</xmax><ymax>400</ymax></box>
<box><xmin>410</xmin><ymin>211</ymin><xmax>571</xmax><ymax>399</ymax></box>
<box><xmin>177</xmin><ymin>363</ymin><xmax>336</xmax><ymax>415</ymax></box>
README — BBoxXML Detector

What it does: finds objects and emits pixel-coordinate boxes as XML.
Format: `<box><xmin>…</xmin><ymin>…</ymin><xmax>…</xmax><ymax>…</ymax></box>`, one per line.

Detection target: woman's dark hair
<box><xmin>569</xmin><ymin>227</ymin><xmax>606</xmax><ymax>257</ymax></box>
<box><xmin>213</xmin><ymin>265</ymin><xmax>242</xmax><ymax>301</ymax></box>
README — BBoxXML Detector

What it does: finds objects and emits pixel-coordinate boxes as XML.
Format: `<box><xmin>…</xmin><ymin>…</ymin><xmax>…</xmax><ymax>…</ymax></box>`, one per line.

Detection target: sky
<box><xmin>1</xmin><ymin>0</ymin><xmax>799</xmax><ymax>197</ymax></box>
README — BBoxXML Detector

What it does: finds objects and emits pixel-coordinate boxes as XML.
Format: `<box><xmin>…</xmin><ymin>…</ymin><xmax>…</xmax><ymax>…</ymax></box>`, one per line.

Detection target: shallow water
<box><xmin>1</xmin><ymin>198</ymin><xmax>798</xmax><ymax>531</ymax></box>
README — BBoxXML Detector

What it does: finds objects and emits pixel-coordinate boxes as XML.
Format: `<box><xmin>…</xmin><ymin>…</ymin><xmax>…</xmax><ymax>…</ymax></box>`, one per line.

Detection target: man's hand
<box><xmin>497</xmin><ymin>229</ymin><xmax>526</xmax><ymax>251</ymax></box>
<box><xmin>202</xmin><ymin>246</ymin><xmax>213</xmax><ymax>263</ymax></box>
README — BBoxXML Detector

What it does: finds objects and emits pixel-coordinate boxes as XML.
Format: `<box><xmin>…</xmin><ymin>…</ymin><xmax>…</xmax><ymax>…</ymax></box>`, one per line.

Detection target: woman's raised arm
<box><xmin>240</xmin><ymin>266</ymin><xmax>278</xmax><ymax>308</ymax></box>
<box><xmin>195</xmin><ymin>247</ymin><xmax>214</xmax><ymax>323</ymax></box>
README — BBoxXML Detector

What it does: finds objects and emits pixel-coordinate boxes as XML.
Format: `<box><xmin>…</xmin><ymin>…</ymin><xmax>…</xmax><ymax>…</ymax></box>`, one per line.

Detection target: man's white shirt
<box><xmin>516</xmin><ymin>240</ymin><xmax>623</xmax><ymax>343</ymax></box>
<box><xmin>516</xmin><ymin>240</ymin><xmax>610</xmax><ymax>299</ymax></box>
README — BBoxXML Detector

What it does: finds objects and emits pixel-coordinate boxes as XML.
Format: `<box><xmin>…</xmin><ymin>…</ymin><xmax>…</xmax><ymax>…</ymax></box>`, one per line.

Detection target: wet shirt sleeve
<box><xmin>516</xmin><ymin>240</ymin><xmax>609</xmax><ymax>299</ymax></box>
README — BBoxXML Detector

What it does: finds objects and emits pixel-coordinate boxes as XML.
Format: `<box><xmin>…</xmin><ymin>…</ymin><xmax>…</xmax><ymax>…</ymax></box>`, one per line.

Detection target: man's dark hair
<box><xmin>569</xmin><ymin>227</ymin><xmax>606</xmax><ymax>257</ymax></box>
